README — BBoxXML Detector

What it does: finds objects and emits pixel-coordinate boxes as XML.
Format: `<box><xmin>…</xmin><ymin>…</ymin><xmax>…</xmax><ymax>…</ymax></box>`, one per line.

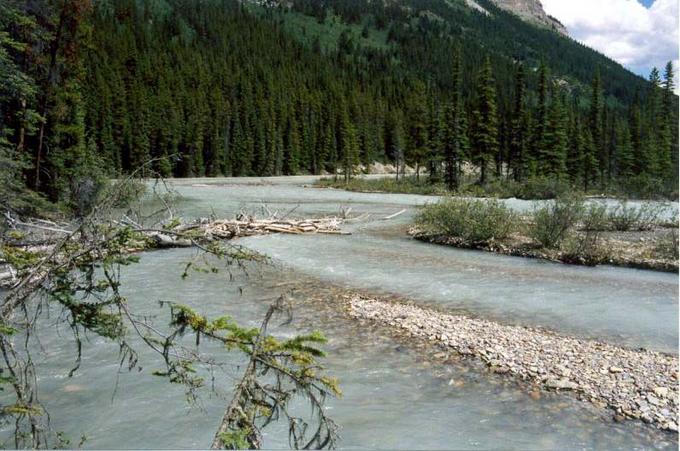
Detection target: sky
<box><xmin>541</xmin><ymin>0</ymin><xmax>679</xmax><ymax>87</ymax></box>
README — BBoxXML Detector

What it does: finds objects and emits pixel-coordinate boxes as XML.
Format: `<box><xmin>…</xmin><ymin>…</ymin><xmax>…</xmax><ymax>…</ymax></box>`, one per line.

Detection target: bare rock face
<box><xmin>488</xmin><ymin>0</ymin><xmax>568</xmax><ymax>35</ymax></box>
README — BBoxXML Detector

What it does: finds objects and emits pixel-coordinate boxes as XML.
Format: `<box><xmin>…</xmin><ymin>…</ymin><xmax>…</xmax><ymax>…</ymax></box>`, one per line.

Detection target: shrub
<box><xmin>580</xmin><ymin>203</ymin><xmax>609</xmax><ymax>231</ymax></box>
<box><xmin>529</xmin><ymin>194</ymin><xmax>584</xmax><ymax>249</ymax></box>
<box><xmin>608</xmin><ymin>201</ymin><xmax>665</xmax><ymax>232</ymax></box>
<box><xmin>315</xmin><ymin>176</ymin><xmax>446</xmax><ymax>195</ymax></box>
<box><xmin>561</xmin><ymin>228</ymin><xmax>606</xmax><ymax>265</ymax></box>
<box><xmin>416</xmin><ymin>198</ymin><xmax>518</xmax><ymax>244</ymax></box>
<box><xmin>613</xmin><ymin>174</ymin><xmax>676</xmax><ymax>200</ymax></box>
<box><xmin>655</xmin><ymin>230</ymin><xmax>679</xmax><ymax>260</ymax></box>
<box><xmin>515</xmin><ymin>176</ymin><xmax>571</xmax><ymax>200</ymax></box>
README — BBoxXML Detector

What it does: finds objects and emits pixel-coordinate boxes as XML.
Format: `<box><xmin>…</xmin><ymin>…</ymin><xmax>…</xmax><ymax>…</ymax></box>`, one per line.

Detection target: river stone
<box><xmin>653</xmin><ymin>387</ymin><xmax>669</xmax><ymax>398</ymax></box>
<box><xmin>346</xmin><ymin>294</ymin><xmax>679</xmax><ymax>432</ymax></box>
<box><xmin>546</xmin><ymin>378</ymin><xmax>578</xmax><ymax>390</ymax></box>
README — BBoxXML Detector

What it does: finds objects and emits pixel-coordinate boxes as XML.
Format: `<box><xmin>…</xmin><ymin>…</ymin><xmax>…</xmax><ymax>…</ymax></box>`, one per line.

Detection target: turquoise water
<box><xmin>3</xmin><ymin>177</ymin><xmax>676</xmax><ymax>449</ymax></box>
<box><xmin>18</xmin><ymin>250</ymin><xmax>676</xmax><ymax>449</ymax></box>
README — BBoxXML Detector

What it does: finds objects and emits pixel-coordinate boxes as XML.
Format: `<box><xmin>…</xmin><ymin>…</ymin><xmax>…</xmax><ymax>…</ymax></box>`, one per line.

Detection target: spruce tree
<box><xmin>406</xmin><ymin>81</ymin><xmax>429</xmax><ymax>180</ymax></box>
<box><xmin>444</xmin><ymin>46</ymin><xmax>464</xmax><ymax>190</ymax></box>
<box><xmin>615</xmin><ymin>119</ymin><xmax>634</xmax><ymax>178</ymax></box>
<box><xmin>531</xmin><ymin>61</ymin><xmax>550</xmax><ymax>174</ymax></box>
<box><xmin>509</xmin><ymin>64</ymin><xmax>528</xmax><ymax>181</ymax></box>
<box><xmin>588</xmin><ymin>67</ymin><xmax>603</xmax><ymax>186</ymax></box>
<box><xmin>542</xmin><ymin>90</ymin><xmax>568</xmax><ymax>177</ymax></box>
<box><xmin>339</xmin><ymin>98</ymin><xmax>359</xmax><ymax>182</ymax></box>
<box><xmin>471</xmin><ymin>56</ymin><xmax>498</xmax><ymax>185</ymax></box>
<box><xmin>661</xmin><ymin>61</ymin><xmax>678</xmax><ymax>181</ymax></box>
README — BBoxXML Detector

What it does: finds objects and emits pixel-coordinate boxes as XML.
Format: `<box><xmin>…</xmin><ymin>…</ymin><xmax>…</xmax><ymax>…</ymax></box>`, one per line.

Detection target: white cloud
<box><xmin>542</xmin><ymin>0</ymin><xmax>679</xmax><ymax>86</ymax></box>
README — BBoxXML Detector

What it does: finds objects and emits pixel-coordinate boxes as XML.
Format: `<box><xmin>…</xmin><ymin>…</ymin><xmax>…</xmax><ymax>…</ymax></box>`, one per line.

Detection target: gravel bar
<box><xmin>347</xmin><ymin>295</ymin><xmax>679</xmax><ymax>432</ymax></box>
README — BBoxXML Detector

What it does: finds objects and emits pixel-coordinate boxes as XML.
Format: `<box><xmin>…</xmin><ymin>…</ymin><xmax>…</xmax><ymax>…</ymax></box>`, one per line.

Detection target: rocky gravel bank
<box><xmin>347</xmin><ymin>295</ymin><xmax>679</xmax><ymax>432</ymax></box>
<box><xmin>411</xmin><ymin>230</ymin><xmax>679</xmax><ymax>273</ymax></box>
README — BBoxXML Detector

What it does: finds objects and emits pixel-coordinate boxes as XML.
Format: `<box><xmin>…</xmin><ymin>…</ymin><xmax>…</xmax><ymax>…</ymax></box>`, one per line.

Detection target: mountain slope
<box><xmin>257</xmin><ymin>0</ymin><xmax>645</xmax><ymax>104</ymax></box>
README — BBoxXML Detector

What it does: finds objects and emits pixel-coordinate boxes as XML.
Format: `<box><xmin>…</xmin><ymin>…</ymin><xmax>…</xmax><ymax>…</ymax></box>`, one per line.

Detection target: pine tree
<box><xmin>283</xmin><ymin>115</ymin><xmax>300</xmax><ymax>175</ymax></box>
<box><xmin>661</xmin><ymin>61</ymin><xmax>678</xmax><ymax>181</ymax></box>
<box><xmin>384</xmin><ymin>110</ymin><xmax>405</xmax><ymax>180</ymax></box>
<box><xmin>588</xmin><ymin>67</ymin><xmax>603</xmax><ymax>186</ymax></box>
<box><xmin>443</xmin><ymin>46</ymin><xmax>464</xmax><ymax>190</ymax></box>
<box><xmin>644</xmin><ymin>67</ymin><xmax>663</xmax><ymax>175</ymax></box>
<box><xmin>509</xmin><ymin>63</ymin><xmax>528</xmax><ymax>181</ymax></box>
<box><xmin>567</xmin><ymin>112</ymin><xmax>584</xmax><ymax>183</ymax></box>
<box><xmin>406</xmin><ymin>81</ymin><xmax>429</xmax><ymax>180</ymax></box>
<box><xmin>542</xmin><ymin>89</ymin><xmax>568</xmax><ymax>177</ymax></box>
<box><xmin>531</xmin><ymin>61</ymin><xmax>550</xmax><ymax>173</ymax></box>
<box><xmin>339</xmin><ymin>98</ymin><xmax>359</xmax><ymax>182</ymax></box>
<box><xmin>471</xmin><ymin>56</ymin><xmax>498</xmax><ymax>185</ymax></box>
<box><xmin>615</xmin><ymin>119</ymin><xmax>634</xmax><ymax>178</ymax></box>
<box><xmin>628</xmin><ymin>91</ymin><xmax>643</xmax><ymax>174</ymax></box>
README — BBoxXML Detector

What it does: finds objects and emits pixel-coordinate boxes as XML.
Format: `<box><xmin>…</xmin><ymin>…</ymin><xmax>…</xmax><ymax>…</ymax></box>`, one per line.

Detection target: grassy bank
<box><xmin>411</xmin><ymin>197</ymin><xmax>679</xmax><ymax>272</ymax></box>
<box><xmin>315</xmin><ymin>175</ymin><xmax>679</xmax><ymax>201</ymax></box>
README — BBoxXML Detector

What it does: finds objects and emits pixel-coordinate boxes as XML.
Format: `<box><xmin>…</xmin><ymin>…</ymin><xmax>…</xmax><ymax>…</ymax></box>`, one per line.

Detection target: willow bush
<box><xmin>416</xmin><ymin>198</ymin><xmax>518</xmax><ymax>244</ymax></box>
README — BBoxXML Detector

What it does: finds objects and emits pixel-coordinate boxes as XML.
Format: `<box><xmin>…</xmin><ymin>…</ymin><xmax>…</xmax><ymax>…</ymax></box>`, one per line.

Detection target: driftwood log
<box><xmin>1</xmin><ymin>215</ymin><xmax>350</xmax><ymax>287</ymax></box>
<box><xmin>171</xmin><ymin>216</ymin><xmax>349</xmax><ymax>241</ymax></box>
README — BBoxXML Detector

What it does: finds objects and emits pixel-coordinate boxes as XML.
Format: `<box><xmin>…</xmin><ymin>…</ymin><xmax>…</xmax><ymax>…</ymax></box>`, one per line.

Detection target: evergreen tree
<box><xmin>661</xmin><ymin>61</ymin><xmax>678</xmax><ymax>181</ymax></box>
<box><xmin>405</xmin><ymin>81</ymin><xmax>429</xmax><ymax>180</ymax></box>
<box><xmin>615</xmin><ymin>119</ymin><xmax>634</xmax><ymax>178</ymax></box>
<box><xmin>339</xmin><ymin>98</ymin><xmax>359</xmax><ymax>182</ymax></box>
<box><xmin>471</xmin><ymin>57</ymin><xmax>498</xmax><ymax>185</ymax></box>
<box><xmin>443</xmin><ymin>46</ymin><xmax>464</xmax><ymax>190</ymax></box>
<box><xmin>509</xmin><ymin>64</ymin><xmax>528</xmax><ymax>181</ymax></box>
<box><xmin>588</xmin><ymin>67</ymin><xmax>603</xmax><ymax>186</ymax></box>
<box><xmin>531</xmin><ymin>61</ymin><xmax>550</xmax><ymax>173</ymax></box>
<box><xmin>542</xmin><ymin>89</ymin><xmax>568</xmax><ymax>177</ymax></box>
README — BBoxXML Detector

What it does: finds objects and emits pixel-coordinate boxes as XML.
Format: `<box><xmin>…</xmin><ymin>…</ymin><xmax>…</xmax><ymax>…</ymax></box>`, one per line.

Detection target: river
<box><xmin>3</xmin><ymin>176</ymin><xmax>677</xmax><ymax>449</ymax></box>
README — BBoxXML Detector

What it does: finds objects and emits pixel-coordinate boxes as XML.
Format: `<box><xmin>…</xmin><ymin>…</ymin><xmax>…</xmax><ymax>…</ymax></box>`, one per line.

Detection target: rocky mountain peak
<box><xmin>489</xmin><ymin>0</ymin><xmax>568</xmax><ymax>35</ymax></box>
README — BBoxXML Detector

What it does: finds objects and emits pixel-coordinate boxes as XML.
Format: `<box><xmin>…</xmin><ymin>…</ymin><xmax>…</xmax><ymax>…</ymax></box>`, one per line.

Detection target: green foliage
<box><xmin>655</xmin><ymin>230</ymin><xmax>679</xmax><ymax>261</ymax></box>
<box><xmin>316</xmin><ymin>176</ymin><xmax>447</xmax><ymax>195</ymax></box>
<box><xmin>470</xmin><ymin>57</ymin><xmax>498</xmax><ymax>184</ymax></box>
<box><xmin>219</xmin><ymin>428</ymin><xmax>253</xmax><ymax>450</ymax></box>
<box><xmin>607</xmin><ymin>201</ymin><xmax>665</xmax><ymax>232</ymax></box>
<box><xmin>529</xmin><ymin>194</ymin><xmax>584</xmax><ymax>248</ymax></box>
<box><xmin>580</xmin><ymin>203</ymin><xmax>609</xmax><ymax>232</ymax></box>
<box><xmin>416</xmin><ymin>198</ymin><xmax>517</xmax><ymax>244</ymax></box>
<box><xmin>502</xmin><ymin>176</ymin><xmax>571</xmax><ymax>200</ymax></box>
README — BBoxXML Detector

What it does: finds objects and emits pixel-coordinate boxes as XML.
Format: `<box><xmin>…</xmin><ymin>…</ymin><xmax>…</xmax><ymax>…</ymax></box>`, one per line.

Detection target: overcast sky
<box><xmin>541</xmin><ymin>0</ymin><xmax>679</xmax><ymax>87</ymax></box>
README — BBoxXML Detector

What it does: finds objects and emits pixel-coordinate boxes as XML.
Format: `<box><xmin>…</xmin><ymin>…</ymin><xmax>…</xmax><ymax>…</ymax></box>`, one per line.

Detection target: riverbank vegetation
<box><xmin>316</xmin><ymin>173</ymin><xmax>676</xmax><ymax>201</ymax></box>
<box><xmin>316</xmin><ymin>174</ymin><xmax>581</xmax><ymax>200</ymax></box>
<box><xmin>412</xmin><ymin>196</ymin><xmax>678</xmax><ymax>271</ymax></box>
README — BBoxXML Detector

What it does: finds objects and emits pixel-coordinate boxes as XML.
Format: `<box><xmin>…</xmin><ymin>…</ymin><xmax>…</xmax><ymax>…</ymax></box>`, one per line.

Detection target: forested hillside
<box><xmin>0</xmin><ymin>0</ymin><xmax>677</xmax><ymax>214</ymax></box>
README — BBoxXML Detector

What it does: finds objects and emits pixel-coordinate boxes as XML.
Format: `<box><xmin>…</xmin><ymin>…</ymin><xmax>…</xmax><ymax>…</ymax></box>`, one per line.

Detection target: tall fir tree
<box><xmin>471</xmin><ymin>56</ymin><xmax>498</xmax><ymax>185</ymax></box>
<box><xmin>588</xmin><ymin>67</ymin><xmax>603</xmax><ymax>187</ymax></box>
<box><xmin>443</xmin><ymin>46</ymin><xmax>465</xmax><ymax>190</ymax></box>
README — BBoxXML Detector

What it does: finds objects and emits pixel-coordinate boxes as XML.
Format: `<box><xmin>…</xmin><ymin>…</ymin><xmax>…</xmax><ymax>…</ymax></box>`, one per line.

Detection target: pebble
<box><xmin>347</xmin><ymin>295</ymin><xmax>679</xmax><ymax>432</ymax></box>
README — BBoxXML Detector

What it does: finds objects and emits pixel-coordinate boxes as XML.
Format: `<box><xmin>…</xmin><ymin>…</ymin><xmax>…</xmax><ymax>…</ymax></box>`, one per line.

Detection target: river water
<box><xmin>4</xmin><ymin>176</ymin><xmax>677</xmax><ymax>449</ymax></box>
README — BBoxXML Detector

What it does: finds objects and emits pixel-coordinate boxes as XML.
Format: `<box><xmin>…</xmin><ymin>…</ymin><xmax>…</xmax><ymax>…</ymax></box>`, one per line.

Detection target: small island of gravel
<box><xmin>347</xmin><ymin>295</ymin><xmax>679</xmax><ymax>432</ymax></box>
